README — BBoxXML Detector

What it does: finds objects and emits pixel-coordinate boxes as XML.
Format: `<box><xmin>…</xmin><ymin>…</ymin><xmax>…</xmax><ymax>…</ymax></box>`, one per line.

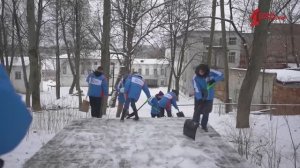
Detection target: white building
<box><xmin>166</xmin><ymin>31</ymin><xmax>241</xmax><ymax>95</ymax></box>
<box><xmin>59</xmin><ymin>50</ymin><xmax>122</xmax><ymax>87</ymax></box>
<box><xmin>8</xmin><ymin>57</ymin><xmax>30</xmax><ymax>93</ymax></box>
<box><xmin>59</xmin><ymin>50</ymin><xmax>169</xmax><ymax>88</ymax></box>
<box><xmin>132</xmin><ymin>58</ymin><xmax>170</xmax><ymax>87</ymax></box>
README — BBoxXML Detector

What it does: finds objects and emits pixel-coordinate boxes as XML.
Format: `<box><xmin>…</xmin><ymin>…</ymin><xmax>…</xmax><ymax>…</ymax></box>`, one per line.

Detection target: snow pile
<box><xmin>266</xmin><ymin>69</ymin><xmax>300</xmax><ymax>83</ymax></box>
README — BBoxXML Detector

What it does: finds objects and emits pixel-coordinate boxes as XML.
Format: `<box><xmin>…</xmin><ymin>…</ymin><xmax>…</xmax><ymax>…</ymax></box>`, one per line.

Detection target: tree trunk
<box><xmin>290</xmin><ymin>24</ymin><xmax>299</xmax><ymax>67</ymax></box>
<box><xmin>220</xmin><ymin>0</ymin><xmax>230</xmax><ymax>113</ymax></box>
<box><xmin>166</xmin><ymin>0</ymin><xmax>175</xmax><ymax>92</ymax></box>
<box><xmin>75</xmin><ymin>0</ymin><xmax>82</xmax><ymax>109</ymax></box>
<box><xmin>0</xmin><ymin>18</ymin><xmax>3</xmax><ymax>65</ymax></box>
<box><xmin>236</xmin><ymin>0</ymin><xmax>272</xmax><ymax>128</ymax></box>
<box><xmin>55</xmin><ymin>0</ymin><xmax>60</xmax><ymax>99</ymax></box>
<box><xmin>60</xmin><ymin>5</ymin><xmax>76</xmax><ymax>94</ymax></box>
<box><xmin>1</xmin><ymin>0</ymin><xmax>9</xmax><ymax>71</ymax></box>
<box><xmin>207</xmin><ymin>0</ymin><xmax>217</xmax><ymax>66</ymax></box>
<box><xmin>13</xmin><ymin>0</ymin><xmax>30</xmax><ymax>106</ymax></box>
<box><xmin>175</xmin><ymin>76</ymin><xmax>180</xmax><ymax>97</ymax></box>
<box><xmin>9</xmin><ymin>16</ymin><xmax>15</xmax><ymax>74</ymax></box>
<box><xmin>101</xmin><ymin>0</ymin><xmax>111</xmax><ymax>115</ymax></box>
<box><xmin>27</xmin><ymin>0</ymin><xmax>42</xmax><ymax>111</ymax></box>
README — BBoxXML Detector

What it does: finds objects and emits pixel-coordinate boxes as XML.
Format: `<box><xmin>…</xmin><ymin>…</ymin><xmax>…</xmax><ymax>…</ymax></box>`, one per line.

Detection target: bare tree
<box><xmin>220</xmin><ymin>0</ymin><xmax>230</xmax><ymax>113</ymax></box>
<box><xmin>12</xmin><ymin>0</ymin><xmax>30</xmax><ymax>106</ymax></box>
<box><xmin>100</xmin><ymin>0</ymin><xmax>111</xmax><ymax>114</ymax></box>
<box><xmin>59</xmin><ymin>0</ymin><xmax>77</xmax><ymax>94</ymax></box>
<box><xmin>74</xmin><ymin>0</ymin><xmax>82</xmax><ymax>109</ymax></box>
<box><xmin>0</xmin><ymin>0</ymin><xmax>9</xmax><ymax>71</ymax></box>
<box><xmin>55</xmin><ymin>0</ymin><xmax>60</xmax><ymax>99</ymax></box>
<box><xmin>284</xmin><ymin>116</ymin><xmax>300</xmax><ymax>168</ymax></box>
<box><xmin>283</xmin><ymin>0</ymin><xmax>300</xmax><ymax>67</ymax></box>
<box><xmin>27</xmin><ymin>0</ymin><xmax>44</xmax><ymax>111</ymax></box>
<box><xmin>112</xmin><ymin>0</ymin><xmax>167</xmax><ymax>72</ymax></box>
<box><xmin>236</xmin><ymin>0</ymin><xmax>273</xmax><ymax>128</ymax></box>
<box><xmin>164</xmin><ymin>0</ymin><xmax>207</xmax><ymax>97</ymax></box>
<box><xmin>207</xmin><ymin>0</ymin><xmax>217</xmax><ymax>66</ymax></box>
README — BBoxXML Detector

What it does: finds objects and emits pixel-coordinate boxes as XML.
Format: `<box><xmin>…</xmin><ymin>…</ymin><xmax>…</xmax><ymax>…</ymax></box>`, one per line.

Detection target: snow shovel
<box><xmin>183</xmin><ymin>119</ymin><xmax>199</xmax><ymax>140</ymax></box>
<box><xmin>127</xmin><ymin>98</ymin><xmax>149</xmax><ymax>119</ymax></box>
<box><xmin>176</xmin><ymin>111</ymin><xmax>185</xmax><ymax>117</ymax></box>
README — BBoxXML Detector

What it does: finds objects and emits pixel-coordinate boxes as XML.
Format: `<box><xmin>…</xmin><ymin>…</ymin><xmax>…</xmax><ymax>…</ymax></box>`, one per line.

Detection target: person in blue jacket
<box><xmin>148</xmin><ymin>91</ymin><xmax>164</xmax><ymax>118</ymax></box>
<box><xmin>120</xmin><ymin>72</ymin><xmax>151</xmax><ymax>121</ymax></box>
<box><xmin>192</xmin><ymin>64</ymin><xmax>224</xmax><ymax>132</ymax></box>
<box><xmin>0</xmin><ymin>64</ymin><xmax>32</xmax><ymax>167</ymax></box>
<box><xmin>115</xmin><ymin>73</ymin><xmax>130</xmax><ymax>117</ymax></box>
<box><xmin>86</xmin><ymin>66</ymin><xmax>108</xmax><ymax>118</ymax></box>
<box><xmin>158</xmin><ymin>90</ymin><xmax>180</xmax><ymax>117</ymax></box>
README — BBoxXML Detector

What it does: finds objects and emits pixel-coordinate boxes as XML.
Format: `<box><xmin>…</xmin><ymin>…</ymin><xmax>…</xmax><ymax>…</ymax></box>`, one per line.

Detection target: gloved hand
<box><xmin>120</xmin><ymin>87</ymin><xmax>125</xmax><ymax>93</ymax></box>
<box><xmin>208</xmin><ymin>79</ymin><xmax>215</xmax><ymax>85</ymax></box>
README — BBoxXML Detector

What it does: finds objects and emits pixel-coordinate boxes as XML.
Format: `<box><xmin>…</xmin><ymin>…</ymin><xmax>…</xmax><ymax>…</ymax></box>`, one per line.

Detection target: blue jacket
<box><xmin>148</xmin><ymin>97</ymin><xmax>160</xmax><ymax>114</ymax></box>
<box><xmin>124</xmin><ymin>74</ymin><xmax>151</xmax><ymax>101</ymax></box>
<box><xmin>0</xmin><ymin>65</ymin><xmax>32</xmax><ymax>155</ymax></box>
<box><xmin>115</xmin><ymin>75</ymin><xmax>129</xmax><ymax>104</ymax></box>
<box><xmin>193</xmin><ymin>69</ymin><xmax>224</xmax><ymax>101</ymax></box>
<box><xmin>158</xmin><ymin>92</ymin><xmax>179</xmax><ymax>110</ymax></box>
<box><xmin>86</xmin><ymin>71</ymin><xmax>108</xmax><ymax>97</ymax></box>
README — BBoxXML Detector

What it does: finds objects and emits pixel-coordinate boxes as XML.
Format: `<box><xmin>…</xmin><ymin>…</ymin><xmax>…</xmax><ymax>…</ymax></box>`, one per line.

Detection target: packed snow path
<box><xmin>24</xmin><ymin>118</ymin><xmax>251</xmax><ymax>168</ymax></box>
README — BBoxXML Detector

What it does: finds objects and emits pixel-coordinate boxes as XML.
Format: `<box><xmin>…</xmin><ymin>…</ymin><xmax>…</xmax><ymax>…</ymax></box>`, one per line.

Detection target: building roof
<box><xmin>132</xmin><ymin>58</ymin><xmax>169</xmax><ymax>65</ymax></box>
<box><xmin>231</xmin><ymin>68</ymin><xmax>300</xmax><ymax>83</ymax></box>
<box><xmin>5</xmin><ymin>57</ymin><xmax>30</xmax><ymax>66</ymax></box>
<box><xmin>266</xmin><ymin>69</ymin><xmax>300</xmax><ymax>83</ymax></box>
<box><xmin>58</xmin><ymin>50</ymin><xmax>124</xmax><ymax>60</ymax></box>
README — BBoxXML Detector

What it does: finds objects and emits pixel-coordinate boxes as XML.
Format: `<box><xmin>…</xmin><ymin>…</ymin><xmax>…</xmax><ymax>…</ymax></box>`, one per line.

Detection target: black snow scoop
<box><xmin>176</xmin><ymin>111</ymin><xmax>185</xmax><ymax>117</ymax></box>
<box><xmin>183</xmin><ymin>119</ymin><xmax>199</xmax><ymax>140</ymax></box>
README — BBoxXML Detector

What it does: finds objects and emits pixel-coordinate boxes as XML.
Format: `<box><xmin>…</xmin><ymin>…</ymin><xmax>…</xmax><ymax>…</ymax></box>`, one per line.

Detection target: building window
<box><xmin>154</xmin><ymin>69</ymin><xmax>157</xmax><ymax>76</ymax></box>
<box><xmin>229</xmin><ymin>52</ymin><xmax>236</xmax><ymax>63</ymax></box>
<box><xmin>15</xmin><ymin>71</ymin><xmax>21</xmax><ymax>80</ymax></box>
<box><xmin>161</xmin><ymin>69</ymin><xmax>165</xmax><ymax>76</ymax></box>
<box><xmin>62</xmin><ymin>65</ymin><xmax>67</xmax><ymax>74</ymax></box>
<box><xmin>203</xmin><ymin>37</ymin><xmax>210</xmax><ymax>45</ymax></box>
<box><xmin>161</xmin><ymin>80</ymin><xmax>164</xmax><ymax>86</ymax></box>
<box><xmin>229</xmin><ymin>37</ymin><xmax>237</xmax><ymax>45</ymax></box>
<box><xmin>146</xmin><ymin>68</ymin><xmax>149</xmax><ymax>75</ymax></box>
<box><xmin>138</xmin><ymin>68</ymin><xmax>142</xmax><ymax>74</ymax></box>
<box><xmin>94</xmin><ymin>62</ymin><xmax>97</xmax><ymax>65</ymax></box>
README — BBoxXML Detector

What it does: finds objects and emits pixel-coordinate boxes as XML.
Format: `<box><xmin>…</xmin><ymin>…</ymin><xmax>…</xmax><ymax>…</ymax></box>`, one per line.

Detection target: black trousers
<box><xmin>159</xmin><ymin>107</ymin><xmax>172</xmax><ymax>117</ymax></box>
<box><xmin>192</xmin><ymin>98</ymin><xmax>213</xmax><ymax>129</ymax></box>
<box><xmin>123</xmin><ymin>98</ymin><xmax>139</xmax><ymax>119</ymax></box>
<box><xmin>89</xmin><ymin>96</ymin><xmax>102</xmax><ymax>118</ymax></box>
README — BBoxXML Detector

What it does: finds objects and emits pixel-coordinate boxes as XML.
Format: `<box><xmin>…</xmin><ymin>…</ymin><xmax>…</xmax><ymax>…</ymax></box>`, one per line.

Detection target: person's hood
<box><xmin>94</xmin><ymin>71</ymin><xmax>103</xmax><ymax>77</ymax></box>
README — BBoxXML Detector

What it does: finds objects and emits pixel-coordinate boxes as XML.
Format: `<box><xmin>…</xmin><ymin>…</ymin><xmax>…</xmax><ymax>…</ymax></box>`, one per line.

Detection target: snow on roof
<box><xmin>231</xmin><ymin>68</ymin><xmax>300</xmax><ymax>83</ymax></box>
<box><xmin>58</xmin><ymin>50</ymin><xmax>123</xmax><ymax>60</ymax></box>
<box><xmin>133</xmin><ymin>58</ymin><xmax>169</xmax><ymax>65</ymax></box>
<box><xmin>266</xmin><ymin>69</ymin><xmax>300</xmax><ymax>83</ymax></box>
<box><xmin>5</xmin><ymin>57</ymin><xmax>30</xmax><ymax>66</ymax></box>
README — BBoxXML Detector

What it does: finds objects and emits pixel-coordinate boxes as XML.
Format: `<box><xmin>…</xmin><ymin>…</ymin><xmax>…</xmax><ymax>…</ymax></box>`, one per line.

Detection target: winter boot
<box><xmin>120</xmin><ymin>109</ymin><xmax>127</xmax><ymax>121</ymax></box>
<box><xmin>133</xmin><ymin>110</ymin><xmax>139</xmax><ymax>121</ymax></box>
<box><xmin>201</xmin><ymin>127</ymin><xmax>208</xmax><ymax>132</ymax></box>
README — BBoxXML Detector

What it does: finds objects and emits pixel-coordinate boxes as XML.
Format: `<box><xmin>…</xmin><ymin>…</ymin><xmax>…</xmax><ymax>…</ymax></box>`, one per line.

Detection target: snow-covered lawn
<box><xmin>1</xmin><ymin>81</ymin><xmax>300</xmax><ymax>168</ymax></box>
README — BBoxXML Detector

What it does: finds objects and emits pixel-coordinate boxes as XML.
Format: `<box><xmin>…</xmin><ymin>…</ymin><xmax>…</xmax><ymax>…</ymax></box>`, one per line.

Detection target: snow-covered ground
<box><xmin>1</xmin><ymin>80</ymin><xmax>300</xmax><ymax>168</ymax></box>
